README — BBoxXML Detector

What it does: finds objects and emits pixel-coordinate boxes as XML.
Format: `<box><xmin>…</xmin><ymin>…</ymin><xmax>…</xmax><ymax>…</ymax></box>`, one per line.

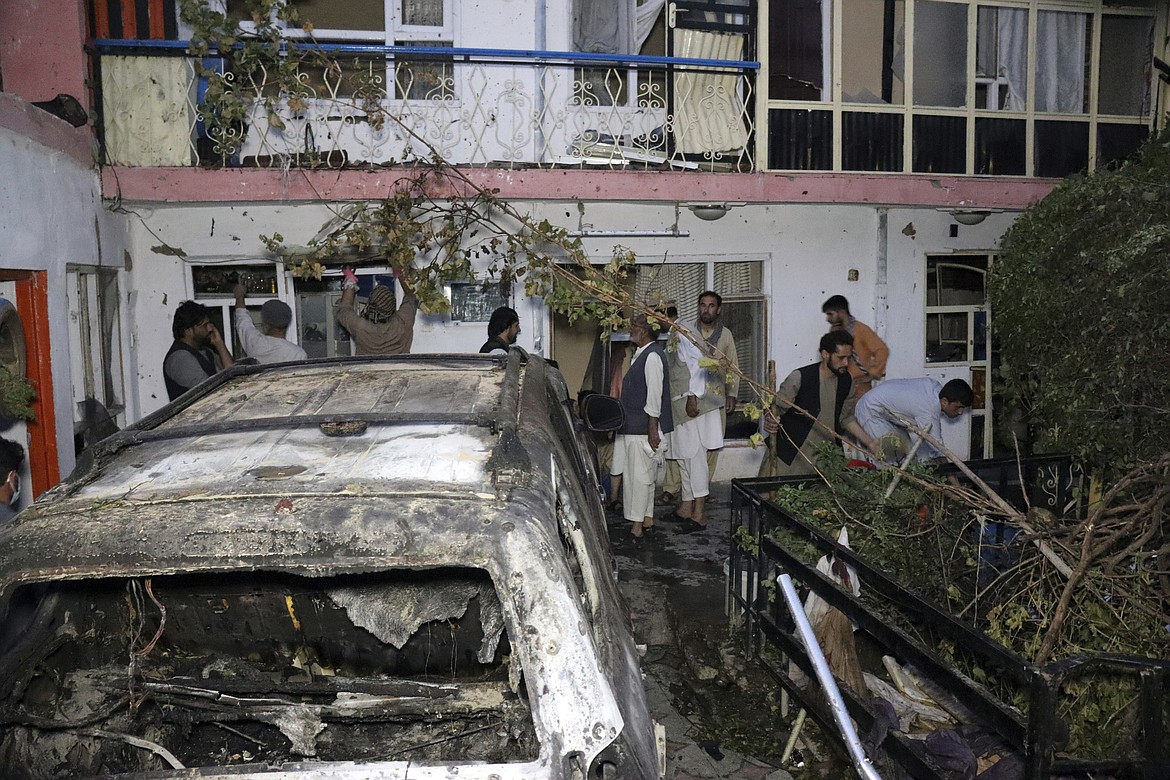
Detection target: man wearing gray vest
<box><xmin>613</xmin><ymin>313</ymin><xmax>674</xmax><ymax>541</ymax></box>
<box><xmin>695</xmin><ymin>290</ymin><xmax>739</xmax><ymax>480</ymax></box>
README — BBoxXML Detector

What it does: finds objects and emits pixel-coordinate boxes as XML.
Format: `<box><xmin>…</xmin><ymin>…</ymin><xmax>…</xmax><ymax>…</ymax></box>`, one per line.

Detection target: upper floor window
<box><xmin>766</xmin><ymin>0</ymin><xmax>1158</xmax><ymax>176</ymax></box>
<box><xmin>228</xmin><ymin>0</ymin><xmax>451</xmax><ymax>42</ymax></box>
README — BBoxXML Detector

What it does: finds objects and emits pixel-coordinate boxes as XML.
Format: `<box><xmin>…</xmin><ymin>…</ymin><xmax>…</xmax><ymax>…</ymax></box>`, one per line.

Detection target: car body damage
<box><xmin>0</xmin><ymin>353</ymin><xmax>659</xmax><ymax>779</ymax></box>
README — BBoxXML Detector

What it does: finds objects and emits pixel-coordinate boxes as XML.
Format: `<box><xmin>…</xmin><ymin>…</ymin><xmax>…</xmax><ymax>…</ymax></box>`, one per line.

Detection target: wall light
<box><xmin>940</xmin><ymin>208</ymin><xmax>996</xmax><ymax>226</ymax></box>
<box><xmin>686</xmin><ymin>202</ymin><xmax>745</xmax><ymax>221</ymax></box>
<box><xmin>687</xmin><ymin>203</ymin><xmax>730</xmax><ymax>221</ymax></box>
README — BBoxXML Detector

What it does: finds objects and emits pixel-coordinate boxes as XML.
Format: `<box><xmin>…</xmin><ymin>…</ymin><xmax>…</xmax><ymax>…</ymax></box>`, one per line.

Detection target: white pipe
<box><xmin>777</xmin><ymin>574</ymin><xmax>883</xmax><ymax>780</ymax></box>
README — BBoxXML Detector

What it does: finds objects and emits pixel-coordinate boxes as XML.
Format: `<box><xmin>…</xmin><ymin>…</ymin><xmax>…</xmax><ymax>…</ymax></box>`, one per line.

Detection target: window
<box><xmin>925</xmin><ymin>254</ymin><xmax>991</xmax><ymax>458</ymax></box>
<box><xmin>765</xmin><ymin>0</ymin><xmax>1156</xmax><ymax>175</ymax></box>
<box><xmin>447</xmin><ymin>282</ymin><xmax>508</xmax><ymax>323</ymax></box>
<box><xmin>190</xmin><ymin>262</ymin><xmax>293</xmax><ymax>359</ymax></box>
<box><xmin>233</xmin><ymin>0</ymin><xmax>455</xmax><ymax>101</ymax></box>
<box><xmin>67</xmin><ymin>267</ymin><xmax>126</xmax><ymax>451</ymax></box>
<box><xmin>294</xmin><ymin>270</ymin><xmax>398</xmax><ymax>359</ymax></box>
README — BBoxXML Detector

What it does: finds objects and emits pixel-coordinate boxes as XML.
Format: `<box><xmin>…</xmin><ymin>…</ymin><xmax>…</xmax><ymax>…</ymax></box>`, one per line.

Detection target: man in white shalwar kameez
<box><xmin>613</xmin><ymin>314</ymin><xmax>674</xmax><ymax>540</ymax></box>
<box><xmin>665</xmin><ymin>316</ymin><xmax>718</xmax><ymax>533</ymax></box>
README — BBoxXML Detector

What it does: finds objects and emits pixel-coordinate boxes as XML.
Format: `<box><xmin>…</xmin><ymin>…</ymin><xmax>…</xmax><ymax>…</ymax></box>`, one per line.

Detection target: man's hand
<box><xmin>232</xmin><ymin>282</ymin><xmax>247</xmax><ymax>307</ymax></box>
<box><xmin>207</xmin><ymin>323</ymin><xmax>227</xmax><ymax>351</ymax></box>
<box><xmin>685</xmin><ymin>395</ymin><xmax>700</xmax><ymax>418</ymax></box>
<box><xmin>341</xmin><ymin>267</ymin><xmax>359</xmax><ymax>290</ymax></box>
<box><xmin>725</xmin><ymin>394</ymin><xmax>738</xmax><ymax>414</ymax></box>
<box><xmin>647</xmin><ymin>420</ymin><xmax>661</xmax><ymax>452</ymax></box>
<box><xmin>762</xmin><ymin>410</ymin><xmax>779</xmax><ymax>435</ymax></box>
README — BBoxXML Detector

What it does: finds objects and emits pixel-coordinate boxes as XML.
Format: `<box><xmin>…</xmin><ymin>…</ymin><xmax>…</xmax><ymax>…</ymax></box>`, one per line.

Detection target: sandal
<box><xmin>673</xmin><ymin>518</ymin><xmax>707</xmax><ymax>535</ymax></box>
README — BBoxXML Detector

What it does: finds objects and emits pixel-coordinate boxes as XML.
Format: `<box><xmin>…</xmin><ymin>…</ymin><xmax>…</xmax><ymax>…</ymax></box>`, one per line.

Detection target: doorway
<box><xmin>924</xmin><ymin>254</ymin><xmax>992</xmax><ymax>459</ymax></box>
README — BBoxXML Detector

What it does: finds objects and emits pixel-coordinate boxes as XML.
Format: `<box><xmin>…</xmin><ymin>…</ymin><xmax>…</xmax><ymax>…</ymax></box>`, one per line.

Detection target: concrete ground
<box><xmin>607</xmin><ymin>482</ymin><xmax>797</xmax><ymax>780</ymax></box>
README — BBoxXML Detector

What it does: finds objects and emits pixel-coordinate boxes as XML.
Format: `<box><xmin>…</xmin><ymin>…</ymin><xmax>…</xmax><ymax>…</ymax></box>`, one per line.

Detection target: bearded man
<box><xmin>759</xmin><ymin>330</ymin><xmax>878</xmax><ymax>477</ymax></box>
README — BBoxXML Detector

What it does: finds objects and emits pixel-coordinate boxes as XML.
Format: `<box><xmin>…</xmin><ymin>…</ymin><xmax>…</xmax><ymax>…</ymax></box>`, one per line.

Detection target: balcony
<box><xmin>93</xmin><ymin>40</ymin><xmax>758</xmax><ymax>173</ymax></box>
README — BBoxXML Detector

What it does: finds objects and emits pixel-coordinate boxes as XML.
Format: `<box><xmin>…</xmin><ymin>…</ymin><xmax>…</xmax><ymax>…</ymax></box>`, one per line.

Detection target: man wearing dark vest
<box><xmin>163</xmin><ymin>301</ymin><xmax>234</xmax><ymax>402</ymax></box>
<box><xmin>614</xmin><ymin>313</ymin><xmax>674</xmax><ymax>541</ymax></box>
<box><xmin>758</xmin><ymin>330</ymin><xmax>877</xmax><ymax>477</ymax></box>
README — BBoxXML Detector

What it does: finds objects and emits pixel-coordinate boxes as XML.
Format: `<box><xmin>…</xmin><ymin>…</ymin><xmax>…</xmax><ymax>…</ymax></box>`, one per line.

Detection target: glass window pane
<box><xmin>402</xmin><ymin>0</ymin><xmax>444</xmax><ymax>27</ymax></box>
<box><xmin>297</xmin><ymin>292</ymin><xmax>330</xmax><ymax>360</ymax></box>
<box><xmin>1035</xmin><ymin>120</ymin><xmax>1088</xmax><ymax>177</ymax></box>
<box><xmin>971</xmin><ymin>366</ymin><xmax>987</xmax><ymax>409</ymax></box>
<box><xmin>192</xmin><ymin>264</ymin><xmax>278</xmax><ymax>298</ymax></box>
<box><xmin>913</xmin><ymin>0</ymin><xmax>967</xmax><ymax>108</ymax></box>
<box><xmin>1098</xmin><ymin>15</ymin><xmax>1153</xmax><ymax>117</ymax></box>
<box><xmin>927</xmin><ymin>256</ymin><xmax>987</xmax><ymax>306</ymax></box>
<box><xmin>721</xmin><ymin>298</ymin><xmax>766</xmax><ymax>401</ymax></box>
<box><xmin>842</xmin><ymin>0</ymin><xmax>904</xmax><ymax>105</ymax></box>
<box><xmin>769</xmin><ymin>0</ymin><xmax>826</xmax><ymax>100</ymax></box>
<box><xmin>926</xmin><ymin>312</ymin><xmax>968</xmax><ymax>363</ymax></box>
<box><xmin>768</xmin><ymin>108</ymin><xmax>832</xmax><ymax>169</ymax></box>
<box><xmin>289</xmin><ymin>0</ymin><xmax>384</xmax><ymax>31</ymax></box>
<box><xmin>713</xmin><ymin>262</ymin><xmax>764</xmax><ymax>297</ymax></box>
<box><xmin>96</xmin><ymin>270</ymin><xmax>124</xmax><ymax>410</ymax></box>
<box><xmin>394</xmin><ymin>42</ymin><xmax>453</xmax><ymax>100</ymax></box>
<box><xmin>975</xmin><ymin>6</ymin><xmax>1027</xmax><ymax>110</ymax></box>
<box><xmin>970</xmin><ymin>413</ymin><xmax>986</xmax><ymax>458</ymax></box>
<box><xmin>912</xmin><ymin>114</ymin><xmax>965</xmax><ymax>174</ymax></box>
<box><xmin>1035</xmin><ymin>11</ymin><xmax>1089</xmax><ymax>114</ymax></box>
<box><xmin>843</xmin><ymin>111</ymin><xmax>903</xmax><ymax>171</ymax></box>
<box><xmin>1097</xmin><ymin>123</ymin><xmax>1149</xmax><ymax>169</ymax></box>
<box><xmin>634</xmin><ymin>264</ymin><xmax>706</xmax><ymax>322</ymax></box>
<box><xmin>975</xmin><ymin>117</ymin><xmax>1025</xmax><ymax>175</ymax></box>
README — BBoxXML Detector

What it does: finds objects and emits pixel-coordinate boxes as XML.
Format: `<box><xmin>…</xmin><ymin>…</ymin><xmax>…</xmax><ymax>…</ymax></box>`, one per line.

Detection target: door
<box><xmin>924</xmin><ymin>254</ymin><xmax>992</xmax><ymax>459</ymax></box>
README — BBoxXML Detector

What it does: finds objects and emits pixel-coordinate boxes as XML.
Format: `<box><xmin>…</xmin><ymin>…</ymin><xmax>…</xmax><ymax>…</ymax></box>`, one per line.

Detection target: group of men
<box><xmin>759</xmin><ymin>295</ymin><xmax>973</xmax><ymax>478</ymax></box>
<box><xmin>610</xmin><ymin>291</ymin><xmax>739</xmax><ymax>540</ymax></box>
<box><xmin>610</xmin><ymin>292</ymin><xmax>974</xmax><ymax>542</ymax></box>
<box><xmin>163</xmin><ymin>269</ymin><xmax>524</xmax><ymax>401</ymax></box>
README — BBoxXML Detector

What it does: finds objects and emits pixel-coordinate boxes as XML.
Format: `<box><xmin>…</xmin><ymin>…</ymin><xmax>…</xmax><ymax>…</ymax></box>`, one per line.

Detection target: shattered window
<box><xmin>67</xmin><ymin>266</ymin><xmax>125</xmax><ymax>454</ymax></box>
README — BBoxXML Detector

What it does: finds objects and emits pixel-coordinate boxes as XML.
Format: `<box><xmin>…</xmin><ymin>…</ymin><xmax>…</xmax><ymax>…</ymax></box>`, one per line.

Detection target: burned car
<box><xmin>0</xmin><ymin>351</ymin><xmax>660</xmax><ymax>779</ymax></box>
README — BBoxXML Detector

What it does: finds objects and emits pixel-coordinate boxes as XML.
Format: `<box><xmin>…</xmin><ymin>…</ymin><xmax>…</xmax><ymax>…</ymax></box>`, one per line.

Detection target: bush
<box><xmin>990</xmin><ymin>132</ymin><xmax>1170</xmax><ymax>477</ymax></box>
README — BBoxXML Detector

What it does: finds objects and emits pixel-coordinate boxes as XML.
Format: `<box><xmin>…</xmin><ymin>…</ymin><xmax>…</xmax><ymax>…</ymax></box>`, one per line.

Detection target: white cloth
<box><xmin>854</xmin><ymin>378</ymin><xmax>944</xmax><ymax>461</ymax></box>
<box><xmin>677</xmin><ymin>450</ymin><xmax>710</xmax><ymax>501</ymax></box>
<box><xmin>617</xmin><ymin>433</ymin><xmax>657</xmax><ymax>522</ymax></box>
<box><xmin>234</xmin><ymin>308</ymin><xmax>307</xmax><ymax>364</ymax></box>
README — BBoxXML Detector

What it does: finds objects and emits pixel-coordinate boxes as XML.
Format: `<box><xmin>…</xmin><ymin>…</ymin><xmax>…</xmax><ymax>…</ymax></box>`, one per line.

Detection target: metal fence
<box><xmin>93</xmin><ymin>40</ymin><xmax>757</xmax><ymax>171</ymax></box>
<box><xmin>728</xmin><ymin>456</ymin><xmax>1168</xmax><ymax>779</ymax></box>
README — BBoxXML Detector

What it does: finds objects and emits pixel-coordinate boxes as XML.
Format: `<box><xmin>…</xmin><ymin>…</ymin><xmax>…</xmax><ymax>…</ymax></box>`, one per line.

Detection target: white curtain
<box><xmin>575</xmin><ymin>0</ymin><xmax>665</xmax><ymax>54</ymax></box>
<box><xmin>1035</xmin><ymin>11</ymin><xmax>1087</xmax><ymax>113</ymax></box>
<box><xmin>636</xmin><ymin>0</ymin><xmax>667</xmax><ymax>51</ymax></box>
<box><xmin>672</xmin><ymin>29</ymin><xmax>749</xmax><ymax>154</ymax></box>
<box><xmin>996</xmin><ymin>7</ymin><xmax>1028</xmax><ymax>111</ymax></box>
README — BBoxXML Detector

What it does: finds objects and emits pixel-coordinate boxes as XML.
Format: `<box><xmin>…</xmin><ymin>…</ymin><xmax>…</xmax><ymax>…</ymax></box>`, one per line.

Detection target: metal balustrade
<box><xmin>93</xmin><ymin>40</ymin><xmax>757</xmax><ymax>171</ymax></box>
<box><xmin>728</xmin><ymin>457</ymin><xmax>1168</xmax><ymax>779</ymax></box>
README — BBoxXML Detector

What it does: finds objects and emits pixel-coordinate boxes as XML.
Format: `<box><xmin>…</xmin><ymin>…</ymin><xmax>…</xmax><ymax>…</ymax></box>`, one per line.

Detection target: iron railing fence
<box><xmin>92</xmin><ymin>39</ymin><xmax>757</xmax><ymax>172</ymax></box>
<box><xmin>728</xmin><ymin>456</ymin><xmax>1168</xmax><ymax>780</ymax></box>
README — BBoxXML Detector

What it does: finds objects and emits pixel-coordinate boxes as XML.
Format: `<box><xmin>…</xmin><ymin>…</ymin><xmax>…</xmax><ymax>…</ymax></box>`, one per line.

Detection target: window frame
<box><xmin>66</xmin><ymin>265</ymin><xmax>127</xmax><ymax>430</ymax></box>
<box><xmin>763</xmin><ymin>0</ymin><xmax>1159</xmax><ymax>175</ymax></box>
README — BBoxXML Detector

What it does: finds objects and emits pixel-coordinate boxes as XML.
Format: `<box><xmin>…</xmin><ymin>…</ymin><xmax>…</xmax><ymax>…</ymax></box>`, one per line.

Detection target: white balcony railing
<box><xmin>95</xmin><ymin>41</ymin><xmax>757</xmax><ymax>172</ymax></box>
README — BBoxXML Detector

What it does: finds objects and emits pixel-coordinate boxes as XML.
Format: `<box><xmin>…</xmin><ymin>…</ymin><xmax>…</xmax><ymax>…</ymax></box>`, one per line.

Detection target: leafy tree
<box><xmin>990</xmin><ymin>133</ymin><xmax>1170</xmax><ymax>477</ymax></box>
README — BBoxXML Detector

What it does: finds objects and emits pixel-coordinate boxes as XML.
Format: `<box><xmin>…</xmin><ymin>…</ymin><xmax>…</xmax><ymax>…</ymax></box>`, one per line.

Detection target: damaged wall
<box><xmin>108</xmin><ymin>197</ymin><xmax>1021</xmax><ymax>471</ymax></box>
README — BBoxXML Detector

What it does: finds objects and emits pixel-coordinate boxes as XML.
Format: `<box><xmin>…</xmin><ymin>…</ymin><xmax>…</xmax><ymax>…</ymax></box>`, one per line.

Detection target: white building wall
<box><xmin>116</xmin><ymin>198</ymin><xmax>1022</xmax><ymax>475</ymax></box>
<box><xmin>0</xmin><ymin>121</ymin><xmax>101</xmax><ymax>486</ymax></box>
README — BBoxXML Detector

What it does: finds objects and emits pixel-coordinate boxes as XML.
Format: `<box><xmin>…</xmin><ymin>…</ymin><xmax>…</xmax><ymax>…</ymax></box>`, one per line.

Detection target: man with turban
<box><xmin>335</xmin><ymin>267</ymin><xmax>419</xmax><ymax>355</ymax></box>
